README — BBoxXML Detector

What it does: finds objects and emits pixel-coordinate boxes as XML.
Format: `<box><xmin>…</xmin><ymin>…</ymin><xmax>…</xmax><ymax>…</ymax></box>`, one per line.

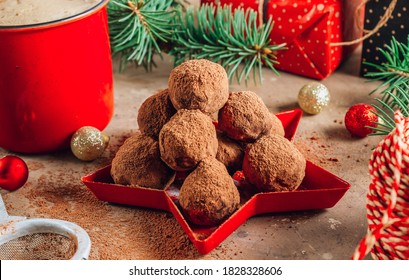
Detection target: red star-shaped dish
<box><xmin>82</xmin><ymin>109</ymin><xmax>350</xmax><ymax>254</ymax></box>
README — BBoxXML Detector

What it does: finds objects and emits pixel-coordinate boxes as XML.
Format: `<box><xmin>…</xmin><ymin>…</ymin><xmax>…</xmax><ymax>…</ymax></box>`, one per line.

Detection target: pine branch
<box><xmin>366</xmin><ymin>36</ymin><xmax>409</xmax><ymax>136</ymax></box>
<box><xmin>171</xmin><ymin>0</ymin><xmax>190</xmax><ymax>10</ymax></box>
<box><xmin>108</xmin><ymin>0</ymin><xmax>177</xmax><ymax>71</ymax></box>
<box><xmin>170</xmin><ymin>4</ymin><xmax>286</xmax><ymax>84</ymax></box>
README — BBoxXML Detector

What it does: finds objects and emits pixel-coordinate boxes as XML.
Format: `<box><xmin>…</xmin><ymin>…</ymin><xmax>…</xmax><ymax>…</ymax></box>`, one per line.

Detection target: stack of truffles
<box><xmin>111</xmin><ymin>59</ymin><xmax>306</xmax><ymax>226</ymax></box>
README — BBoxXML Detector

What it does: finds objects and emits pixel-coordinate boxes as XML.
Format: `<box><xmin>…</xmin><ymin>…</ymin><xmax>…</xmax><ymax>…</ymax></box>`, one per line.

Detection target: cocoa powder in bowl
<box><xmin>218</xmin><ymin>91</ymin><xmax>274</xmax><ymax>142</ymax></box>
<box><xmin>111</xmin><ymin>132</ymin><xmax>175</xmax><ymax>189</ymax></box>
<box><xmin>159</xmin><ymin>109</ymin><xmax>218</xmax><ymax>171</ymax></box>
<box><xmin>179</xmin><ymin>157</ymin><xmax>240</xmax><ymax>226</ymax></box>
<box><xmin>137</xmin><ymin>89</ymin><xmax>176</xmax><ymax>140</ymax></box>
<box><xmin>242</xmin><ymin>134</ymin><xmax>306</xmax><ymax>192</ymax></box>
<box><xmin>168</xmin><ymin>59</ymin><xmax>229</xmax><ymax>114</ymax></box>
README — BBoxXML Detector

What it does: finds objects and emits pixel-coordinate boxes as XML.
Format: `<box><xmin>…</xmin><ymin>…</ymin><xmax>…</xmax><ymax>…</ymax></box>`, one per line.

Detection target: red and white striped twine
<box><xmin>353</xmin><ymin>111</ymin><xmax>409</xmax><ymax>260</ymax></box>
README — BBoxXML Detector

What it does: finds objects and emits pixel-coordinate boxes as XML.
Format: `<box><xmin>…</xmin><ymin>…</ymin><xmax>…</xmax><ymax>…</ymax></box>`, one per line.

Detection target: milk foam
<box><xmin>0</xmin><ymin>0</ymin><xmax>101</xmax><ymax>26</ymax></box>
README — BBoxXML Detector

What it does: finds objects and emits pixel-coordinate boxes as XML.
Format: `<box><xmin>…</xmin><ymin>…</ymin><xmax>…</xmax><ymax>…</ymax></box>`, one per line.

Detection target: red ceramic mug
<box><xmin>0</xmin><ymin>0</ymin><xmax>113</xmax><ymax>153</ymax></box>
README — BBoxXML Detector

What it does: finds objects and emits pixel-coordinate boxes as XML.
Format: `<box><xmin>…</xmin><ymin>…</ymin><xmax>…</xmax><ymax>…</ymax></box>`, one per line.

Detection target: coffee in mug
<box><xmin>0</xmin><ymin>0</ymin><xmax>101</xmax><ymax>26</ymax></box>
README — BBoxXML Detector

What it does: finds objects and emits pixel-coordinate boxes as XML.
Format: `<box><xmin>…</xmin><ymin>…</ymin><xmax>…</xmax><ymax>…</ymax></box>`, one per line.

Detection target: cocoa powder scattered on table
<box><xmin>294</xmin><ymin>132</ymin><xmax>340</xmax><ymax>166</ymax></box>
<box><xmin>2</xmin><ymin>162</ymin><xmax>202</xmax><ymax>259</ymax></box>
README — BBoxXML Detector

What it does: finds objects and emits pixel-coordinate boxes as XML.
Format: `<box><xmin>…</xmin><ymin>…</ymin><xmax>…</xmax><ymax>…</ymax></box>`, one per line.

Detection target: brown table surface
<box><xmin>1</xmin><ymin>41</ymin><xmax>385</xmax><ymax>259</ymax></box>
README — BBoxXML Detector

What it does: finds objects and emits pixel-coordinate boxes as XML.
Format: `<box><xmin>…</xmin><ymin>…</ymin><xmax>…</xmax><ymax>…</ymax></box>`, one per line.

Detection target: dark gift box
<box><xmin>360</xmin><ymin>0</ymin><xmax>409</xmax><ymax>76</ymax></box>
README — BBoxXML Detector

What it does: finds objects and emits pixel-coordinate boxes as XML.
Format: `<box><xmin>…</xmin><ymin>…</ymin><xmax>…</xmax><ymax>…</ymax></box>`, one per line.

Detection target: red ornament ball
<box><xmin>345</xmin><ymin>103</ymin><xmax>378</xmax><ymax>138</ymax></box>
<box><xmin>0</xmin><ymin>155</ymin><xmax>29</xmax><ymax>191</ymax></box>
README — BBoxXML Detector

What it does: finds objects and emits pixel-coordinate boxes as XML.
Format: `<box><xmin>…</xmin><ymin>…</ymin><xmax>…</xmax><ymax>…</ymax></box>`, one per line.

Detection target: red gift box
<box><xmin>201</xmin><ymin>0</ymin><xmax>362</xmax><ymax>80</ymax></box>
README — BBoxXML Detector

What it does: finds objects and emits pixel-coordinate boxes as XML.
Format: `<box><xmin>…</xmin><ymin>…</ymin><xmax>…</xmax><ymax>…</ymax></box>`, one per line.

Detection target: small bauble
<box><xmin>70</xmin><ymin>126</ymin><xmax>109</xmax><ymax>161</ymax></box>
<box><xmin>0</xmin><ymin>155</ymin><xmax>29</xmax><ymax>191</ymax></box>
<box><xmin>345</xmin><ymin>103</ymin><xmax>378</xmax><ymax>138</ymax></box>
<box><xmin>297</xmin><ymin>82</ymin><xmax>330</xmax><ymax>114</ymax></box>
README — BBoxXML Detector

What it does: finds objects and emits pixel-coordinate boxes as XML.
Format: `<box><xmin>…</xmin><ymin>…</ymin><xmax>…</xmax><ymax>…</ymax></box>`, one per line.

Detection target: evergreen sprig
<box><xmin>108</xmin><ymin>0</ymin><xmax>177</xmax><ymax>71</ymax></box>
<box><xmin>365</xmin><ymin>36</ymin><xmax>409</xmax><ymax>135</ymax></box>
<box><xmin>170</xmin><ymin>4</ymin><xmax>286</xmax><ymax>84</ymax></box>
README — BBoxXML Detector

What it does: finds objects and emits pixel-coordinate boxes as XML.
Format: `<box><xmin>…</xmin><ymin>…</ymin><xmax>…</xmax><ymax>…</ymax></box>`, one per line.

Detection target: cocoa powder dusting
<box><xmin>243</xmin><ymin>134</ymin><xmax>306</xmax><ymax>192</ymax></box>
<box><xmin>218</xmin><ymin>91</ymin><xmax>273</xmax><ymax>142</ymax></box>
<box><xmin>179</xmin><ymin>157</ymin><xmax>240</xmax><ymax>226</ymax></box>
<box><xmin>216</xmin><ymin>131</ymin><xmax>244</xmax><ymax>174</ymax></box>
<box><xmin>111</xmin><ymin>132</ymin><xmax>175</xmax><ymax>189</ymax></box>
<box><xmin>159</xmin><ymin>109</ymin><xmax>218</xmax><ymax>171</ymax></box>
<box><xmin>168</xmin><ymin>59</ymin><xmax>229</xmax><ymax>114</ymax></box>
<box><xmin>268</xmin><ymin>112</ymin><xmax>285</xmax><ymax>137</ymax></box>
<box><xmin>137</xmin><ymin>89</ymin><xmax>176</xmax><ymax>140</ymax></box>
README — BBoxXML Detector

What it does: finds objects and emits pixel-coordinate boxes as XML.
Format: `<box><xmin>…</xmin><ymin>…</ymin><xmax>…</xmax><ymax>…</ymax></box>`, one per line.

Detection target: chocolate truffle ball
<box><xmin>137</xmin><ymin>89</ymin><xmax>176</xmax><ymax>140</ymax></box>
<box><xmin>242</xmin><ymin>134</ymin><xmax>306</xmax><ymax>192</ymax></box>
<box><xmin>268</xmin><ymin>112</ymin><xmax>285</xmax><ymax>137</ymax></box>
<box><xmin>179</xmin><ymin>157</ymin><xmax>240</xmax><ymax>226</ymax></box>
<box><xmin>159</xmin><ymin>109</ymin><xmax>218</xmax><ymax>171</ymax></box>
<box><xmin>216</xmin><ymin>131</ymin><xmax>244</xmax><ymax>174</ymax></box>
<box><xmin>111</xmin><ymin>132</ymin><xmax>174</xmax><ymax>189</ymax></box>
<box><xmin>218</xmin><ymin>91</ymin><xmax>274</xmax><ymax>142</ymax></box>
<box><xmin>168</xmin><ymin>59</ymin><xmax>229</xmax><ymax>114</ymax></box>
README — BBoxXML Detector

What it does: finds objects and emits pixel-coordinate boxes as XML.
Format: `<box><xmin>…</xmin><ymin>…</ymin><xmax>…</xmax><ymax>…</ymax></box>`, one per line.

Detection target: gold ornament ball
<box><xmin>70</xmin><ymin>126</ymin><xmax>109</xmax><ymax>161</ymax></box>
<box><xmin>297</xmin><ymin>82</ymin><xmax>330</xmax><ymax>114</ymax></box>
